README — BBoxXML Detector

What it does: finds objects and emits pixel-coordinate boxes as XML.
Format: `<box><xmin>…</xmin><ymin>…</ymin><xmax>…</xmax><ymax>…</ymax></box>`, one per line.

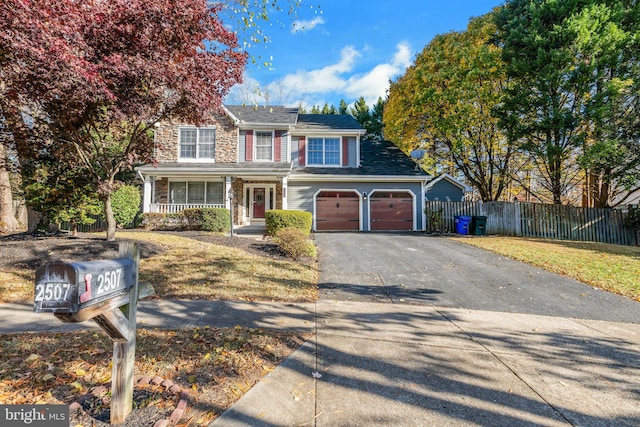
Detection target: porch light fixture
<box><xmin>362</xmin><ymin>192</ymin><xmax>367</xmax><ymax>200</ymax></box>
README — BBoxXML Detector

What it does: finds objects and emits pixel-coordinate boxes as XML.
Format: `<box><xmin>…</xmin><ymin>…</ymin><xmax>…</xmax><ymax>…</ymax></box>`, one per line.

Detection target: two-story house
<box><xmin>136</xmin><ymin>105</ymin><xmax>430</xmax><ymax>231</ymax></box>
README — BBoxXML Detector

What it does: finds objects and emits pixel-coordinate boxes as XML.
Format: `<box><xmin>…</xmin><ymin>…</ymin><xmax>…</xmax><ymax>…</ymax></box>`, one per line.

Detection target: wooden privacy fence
<box><xmin>424</xmin><ymin>201</ymin><xmax>637</xmax><ymax>246</ymax></box>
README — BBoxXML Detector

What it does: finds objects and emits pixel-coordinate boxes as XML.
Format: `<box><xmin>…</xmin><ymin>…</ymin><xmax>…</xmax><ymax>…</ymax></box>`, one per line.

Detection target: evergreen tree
<box><xmin>349</xmin><ymin>97</ymin><xmax>372</xmax><ymax>135</ymax></box>
<box><xmin>496</xmin><ymin>0</ymin><xmax>640</xmax><ymax>205</ymax></box>
<box><xmin>338</xmin><ymin>99</ymin><xmax>349</xmax><ymax>114</ymax></box>
<box><xmin>369</xmin><ymin>97</ymin><xmax>385</xmax><ymax>140</ymax></box>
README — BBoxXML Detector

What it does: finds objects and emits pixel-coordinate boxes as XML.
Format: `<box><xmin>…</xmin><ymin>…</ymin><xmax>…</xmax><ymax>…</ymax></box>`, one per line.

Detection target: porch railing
<box><xmin>150</xmin><ymin>203</ymin><xmax>225</xmax><ymax>214</ymax></box>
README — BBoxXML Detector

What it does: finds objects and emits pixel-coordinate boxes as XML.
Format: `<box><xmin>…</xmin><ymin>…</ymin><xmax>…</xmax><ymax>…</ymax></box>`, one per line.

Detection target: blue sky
<box><xmin>225</xmin><ymin>0</ymin><xmax>504</xmax><ymax>109</ymax></box>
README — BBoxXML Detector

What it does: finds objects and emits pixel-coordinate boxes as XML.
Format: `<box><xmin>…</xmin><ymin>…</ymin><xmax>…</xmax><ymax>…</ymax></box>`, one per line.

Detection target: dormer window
<box><xmin>308</xmin><ymin>137</ymin><xmax>340</xmax><ymax>166</ymax></box>
<box><xmin>179</xmin><ymin>127</ymin><xmax>215</xmax><ymax>160</ymax></box>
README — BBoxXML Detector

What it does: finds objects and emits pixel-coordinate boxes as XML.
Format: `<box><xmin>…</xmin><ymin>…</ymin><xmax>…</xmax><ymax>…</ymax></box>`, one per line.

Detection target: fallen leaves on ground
<box><xmin>0</xmin><ymin>327</ymin><xmax>311</xmax><ymax>425</ymax></box>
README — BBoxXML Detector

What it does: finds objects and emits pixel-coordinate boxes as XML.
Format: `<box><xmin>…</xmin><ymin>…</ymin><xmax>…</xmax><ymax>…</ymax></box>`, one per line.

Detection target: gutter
<box><xmin>288</xmin><ymin>174</ymin><xmax>432</xmax><ymax>183</ymax></box>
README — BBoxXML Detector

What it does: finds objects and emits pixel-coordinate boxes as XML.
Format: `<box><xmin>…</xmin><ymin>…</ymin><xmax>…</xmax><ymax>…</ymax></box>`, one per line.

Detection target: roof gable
<box><xmin>426</xmin><ymin>173</ymin><xmax>472</xmax><ymax>191</ymax></box>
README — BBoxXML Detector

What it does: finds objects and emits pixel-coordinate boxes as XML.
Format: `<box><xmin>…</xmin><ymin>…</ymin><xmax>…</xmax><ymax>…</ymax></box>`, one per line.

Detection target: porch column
<box><xmin>281</xmin><ymin>176</ymin><xmax>288</xmax><ymax>210</ymax></box>
<box><xmin>421</xmin><ymin>180</ymin><xmax>427</xmax><ymax>231</ymax></box>
<box><xmin>225</xmin><ymin>176</ymin><xmax>232</xmax><ymax>209</ymax></box>
<box><xmin>142</xmin><ymin>176</ymin><xmax>152</xmax><ymax>213</ymax></box>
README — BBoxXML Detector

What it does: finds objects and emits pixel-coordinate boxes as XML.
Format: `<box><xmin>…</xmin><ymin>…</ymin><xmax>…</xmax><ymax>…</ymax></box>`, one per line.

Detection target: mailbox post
<box><xmin>33</xmin><ymin>242</ymin><xmax>153</xmax><ymax>425</ymax></box>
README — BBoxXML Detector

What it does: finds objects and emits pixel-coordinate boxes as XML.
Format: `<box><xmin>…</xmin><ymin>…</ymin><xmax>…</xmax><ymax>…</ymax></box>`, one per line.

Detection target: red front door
<box><xmin>253</xmin><ymin>188</ymin><xmax>266</xmax><ymax>219</ymax></box>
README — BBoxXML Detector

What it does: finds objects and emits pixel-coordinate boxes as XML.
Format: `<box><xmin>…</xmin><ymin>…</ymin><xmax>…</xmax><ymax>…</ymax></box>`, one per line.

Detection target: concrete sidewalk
<box><xmin>213</xmin><ymin>300</ymin><xmax>640</xmax><ymax>426</ymax></box>
<box><xmin>2</xmin><ymin>299</ymin><xmax>640</xmax><ymax>426</ymax></box>
<box><xmin>0</xmin><ymin>299</ymin><xmax>315</xmax><ymax>334</ymax></box>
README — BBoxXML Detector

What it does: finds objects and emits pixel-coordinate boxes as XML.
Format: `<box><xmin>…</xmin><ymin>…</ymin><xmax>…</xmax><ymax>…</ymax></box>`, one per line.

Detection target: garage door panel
<box><xmin>316</xmin><ymin>191</ymin><xmax>359</xmax><ymax>231</ymax></box>
<box><xmin>370</xmin><ymin>192</ymin><xmax>414</xmax><ymax>231</ymax></box>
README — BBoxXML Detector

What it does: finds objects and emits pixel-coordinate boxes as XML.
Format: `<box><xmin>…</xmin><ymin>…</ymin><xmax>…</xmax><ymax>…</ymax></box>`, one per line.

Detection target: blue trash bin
<box><xmin>454</xmin><ymin>215</ymin><xmax>472</xmax><ymax>235</ymax></box>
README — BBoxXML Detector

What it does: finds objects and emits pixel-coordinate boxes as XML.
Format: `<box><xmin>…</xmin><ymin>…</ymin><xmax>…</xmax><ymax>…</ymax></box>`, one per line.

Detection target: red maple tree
<box><xmin>0</xmin><ymin>0</ymin><xmax>247</xmax><ymax>240</ymax></box>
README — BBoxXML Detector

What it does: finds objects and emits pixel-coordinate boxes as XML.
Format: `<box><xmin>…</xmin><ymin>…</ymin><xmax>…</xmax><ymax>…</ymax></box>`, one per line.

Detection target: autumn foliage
<box><xmin>1</xmin><ymin>0</ymin><xmax>246</xmax><ymax>125</ymax></box>
<box><xmin>0</xmin><ymin>0</ymin><xmax>247</xmax><ymax>239</ymax></box>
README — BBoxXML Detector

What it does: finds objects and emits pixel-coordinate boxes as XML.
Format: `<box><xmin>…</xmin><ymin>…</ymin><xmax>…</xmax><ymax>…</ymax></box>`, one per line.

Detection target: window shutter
<box><xmin>274</xmin><ymin>131</ymin><xmax>282</xmax><ymax>162</ymax></box>
<box><xmin>298</xmin><ymin>137</ymin><xmax>306</xmax><ymax>166</ymax></box>
<box><xmin>342</xmin><ymin>137</ymin><xmax>349</xmax><ymax>166</ymax></box>
<box><xmin>246</xmin><ymin>130</ymin><xmax>254</xmax><ymax>162</ymax></box>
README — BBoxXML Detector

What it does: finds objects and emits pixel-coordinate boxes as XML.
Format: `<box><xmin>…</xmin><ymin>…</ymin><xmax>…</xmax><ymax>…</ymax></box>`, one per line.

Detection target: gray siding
<box><xmin>288</xmin><ymin>181</ymin><xmax>424</xmax><ymax>231</ymax></box>
<box><xmin>348</xmin><ymin>137</ymin><xmax>357</xmax><ymax>167</ymax></box>
<box><xmin>239</xmin><ymin>130</ymin><xmax>247</xmax><ymax>162</ymax></box>
<box><xmin>281</xmin><ymin>132</ymin><xmax>289</xmax><ymax>162</ymax></box>
<box><xmin>426</xmin><ymin>180</ymin><xmax>464</xmax><ymax>202</ymax></box>
<box><xmin>291</xmin><ymin>137</ymin><xmax>300</xmax><ymax>166</ymax></box>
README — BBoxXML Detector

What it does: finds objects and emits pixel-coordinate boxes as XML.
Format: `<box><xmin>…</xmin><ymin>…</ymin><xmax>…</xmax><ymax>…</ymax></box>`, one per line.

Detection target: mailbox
<box><xmin>34</xmin><ymin>258</ymin><xmax>136</xmax><ymax>314</ymax></box>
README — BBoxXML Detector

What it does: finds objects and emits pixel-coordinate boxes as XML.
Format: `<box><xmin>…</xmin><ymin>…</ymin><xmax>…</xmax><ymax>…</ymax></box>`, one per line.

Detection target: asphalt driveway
<box><xmin>315</xmin><ymin>232</ymin><xmax>639</xmax><ymax>323</ymax></box>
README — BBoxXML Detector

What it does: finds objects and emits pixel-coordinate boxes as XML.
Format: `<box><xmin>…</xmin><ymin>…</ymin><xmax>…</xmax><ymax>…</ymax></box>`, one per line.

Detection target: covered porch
<box><xmin>137</xmin><ymin>163</ymin><xmax>292</xmax><ymax>226</ymax></box>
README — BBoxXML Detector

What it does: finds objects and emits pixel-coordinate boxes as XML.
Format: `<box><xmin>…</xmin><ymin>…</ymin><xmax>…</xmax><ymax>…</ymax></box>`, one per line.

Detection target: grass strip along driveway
<box><xmin>0</xmin><ymin>231</ymin><xmax>316</xmax><ymax>426</ymax></box>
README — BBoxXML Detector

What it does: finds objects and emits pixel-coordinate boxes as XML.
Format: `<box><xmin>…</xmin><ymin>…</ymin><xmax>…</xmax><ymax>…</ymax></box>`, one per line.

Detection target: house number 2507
<box><xmin>95</xmin><ymin>268</ymin><xmax>123</xmax><ymax>295</ymax></box>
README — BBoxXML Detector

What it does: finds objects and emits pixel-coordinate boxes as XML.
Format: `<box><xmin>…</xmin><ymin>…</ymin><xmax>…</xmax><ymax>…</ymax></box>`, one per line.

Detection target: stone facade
<box><xmin>154</xmin><ymin>113</ymin><xmax>238</xmax><ymax>163</ymax></box>
<box><xmin>154</xmin><ymin>178</ymin><xmax>169</xmax><ymax>204</ymax></box>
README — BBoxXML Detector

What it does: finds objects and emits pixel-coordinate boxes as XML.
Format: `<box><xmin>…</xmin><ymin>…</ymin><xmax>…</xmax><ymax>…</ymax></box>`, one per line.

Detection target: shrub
<box><xmin>141</xmin><ymin>208</ymin><xmax>230</xmax><ymax>232</ymax></box>
<box><xmin>181</xmin><ymin>208</ymin><xmax>203</xmax><ymax>230</ymax></box>
<box><xmin>141</xmin><ymin>212</ymin><xmax>182</xmax><ymax>230</ymax></box>
<box><xmin>110</xmin><ymin>185</ymin><xmax>141</xmax><ymax>228</ymax></box>
<box><xmin>141</xmin><ymin>213</ymin><xmax>165</xmax><ymax>230</ymax></box>
<box><xmin>200</xmin><ymin>208</ymin><xmax>230</xmax><ymax>232</ymax></box>
<box><xmin>274</xmin><ymin>227</ymin><xmax>316</xmax><ymax>260</ymax></box>
<box><xmin>626</xmin><ymin>207</ymin><xmax>640</xmax><ymax>230</ymax></box>
<box><xmin>425</xmin><ymin>208</ymin><xmax>445</xmax><ymax>234</ymax></box>
<box><xmin>265</xmin><ymin>210</ymin><xmax>312</xmax><ymax>236</ymax></box>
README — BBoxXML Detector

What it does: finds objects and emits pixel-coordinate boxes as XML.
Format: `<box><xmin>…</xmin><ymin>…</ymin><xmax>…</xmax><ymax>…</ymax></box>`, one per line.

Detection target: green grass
<box><xmin>451</xmin><ymin>236</ymin><xmax>640</xmax><ymax>301</ymax></box>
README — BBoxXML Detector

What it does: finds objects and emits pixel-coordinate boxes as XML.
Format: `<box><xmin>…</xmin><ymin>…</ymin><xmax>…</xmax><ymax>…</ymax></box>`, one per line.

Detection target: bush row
<box><xmin>141</xmin><ymin>208</ymin><xmax>230</xmax><ymax>232</ymax></box>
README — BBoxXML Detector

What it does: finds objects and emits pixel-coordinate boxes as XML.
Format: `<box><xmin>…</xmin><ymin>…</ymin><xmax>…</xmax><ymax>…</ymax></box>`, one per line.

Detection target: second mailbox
<box><xmin>34</xmin><ymin>258</ymin><xmax>136</xmax><ymax>314</ymax></box>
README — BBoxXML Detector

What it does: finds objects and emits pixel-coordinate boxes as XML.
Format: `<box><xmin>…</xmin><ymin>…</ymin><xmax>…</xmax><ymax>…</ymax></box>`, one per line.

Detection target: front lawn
<box><xmin>0</xmin><ymin>231</ymin><xmax>318</xmax><ymax>303</ymax></box>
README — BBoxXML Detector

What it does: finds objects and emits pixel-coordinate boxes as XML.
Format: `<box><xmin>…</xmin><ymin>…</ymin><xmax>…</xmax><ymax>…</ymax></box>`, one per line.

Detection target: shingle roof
<box><xmin>296</xmin><ymin>114</ymin><xmax>363</xmax><ymax>131</ymax></box>
<box><xmin>225</xmin><ymin>105</ymin><xmax>299</xmax><ymax>125</ymax></box>
<box><xmin>293</xmin><ymin>139</ymin><xmax>428</xmax><ymax>177</ymax></box>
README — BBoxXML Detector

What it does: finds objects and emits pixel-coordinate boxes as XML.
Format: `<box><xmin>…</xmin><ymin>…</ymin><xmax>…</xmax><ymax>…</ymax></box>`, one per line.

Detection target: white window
<box><xmin>255</xmin><ymin>131</ymin><xmax>273</xmax><ymax>161</ymax></box>
<box><xmin>308</xmin><ymin>137</ymin><xmax>340</xmax><ymax>166</ymax></box>
<box><xmin>169</xmin><ymin>181</ymin><xmax>224</xmax><ymax>204</ymax></box>
<box><xmin>179</xmin><ymin>128</ymin><xmax>215</xmax><ymax>159</ymax></box>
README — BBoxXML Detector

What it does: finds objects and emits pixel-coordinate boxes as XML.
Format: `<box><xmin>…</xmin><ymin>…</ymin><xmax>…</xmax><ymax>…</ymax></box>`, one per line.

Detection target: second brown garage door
<box><xmin>316</xmin><ymin>191</ymin><xmax>360</xmax><ymax>231</ymax></box>
<box><xmin>370</xmin><ymin>191</ymin><xmax>413</xmax><ymax>230</ymax></box>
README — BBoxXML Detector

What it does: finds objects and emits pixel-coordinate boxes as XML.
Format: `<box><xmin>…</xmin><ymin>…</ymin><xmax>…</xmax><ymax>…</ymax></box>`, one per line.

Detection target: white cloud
<box><xmin>228</xmin><ymin>42</ymin><xmax>414</xmax><ymax>108</ymax></box>
<box><xmin>346</xmin><ymin>42</ymin><xmax>413</xmax><ymax>105</ymax></box>
<box><xmin>279</xmin><ymin>45</ymin><xmax>360</xmax><ymax>95</ymax></box>
<box><xmin>291</xmin><ymin>17</ymin><xmax>325</xmax><ymax>34</ymax></box>
<box><xmin>392</xmin><ymin>42</ymin><xmax>412</xmax><ymax>69</ymax></box>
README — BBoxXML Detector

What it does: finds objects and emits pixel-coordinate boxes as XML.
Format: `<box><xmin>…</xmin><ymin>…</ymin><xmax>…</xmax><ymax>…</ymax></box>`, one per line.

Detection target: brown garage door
<box><xmin>316</xmin><ymin>191</ymin><xmax>360</xmax><ymax>231</ymax></box>
<box><xmin>370</xmin><ymin>191</ymin><xmax>413</xmax><ymax>231</ymax></box>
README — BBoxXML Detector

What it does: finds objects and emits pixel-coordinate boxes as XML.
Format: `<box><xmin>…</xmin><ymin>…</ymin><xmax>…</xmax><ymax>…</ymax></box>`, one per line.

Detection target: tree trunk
<box><xmin>0</xmin><ymin>143</ymin><xmax>19</xmax><ymax>232</ymax></box>
<box><xmin>104</xmin><ymin>193</ymin><xmax>117</xmax><ymax>241</ymax></box>
<box><xmin>71</xmin><ymin>219</ymin><xmax>78</xmax><ymax>238</ymax></box>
